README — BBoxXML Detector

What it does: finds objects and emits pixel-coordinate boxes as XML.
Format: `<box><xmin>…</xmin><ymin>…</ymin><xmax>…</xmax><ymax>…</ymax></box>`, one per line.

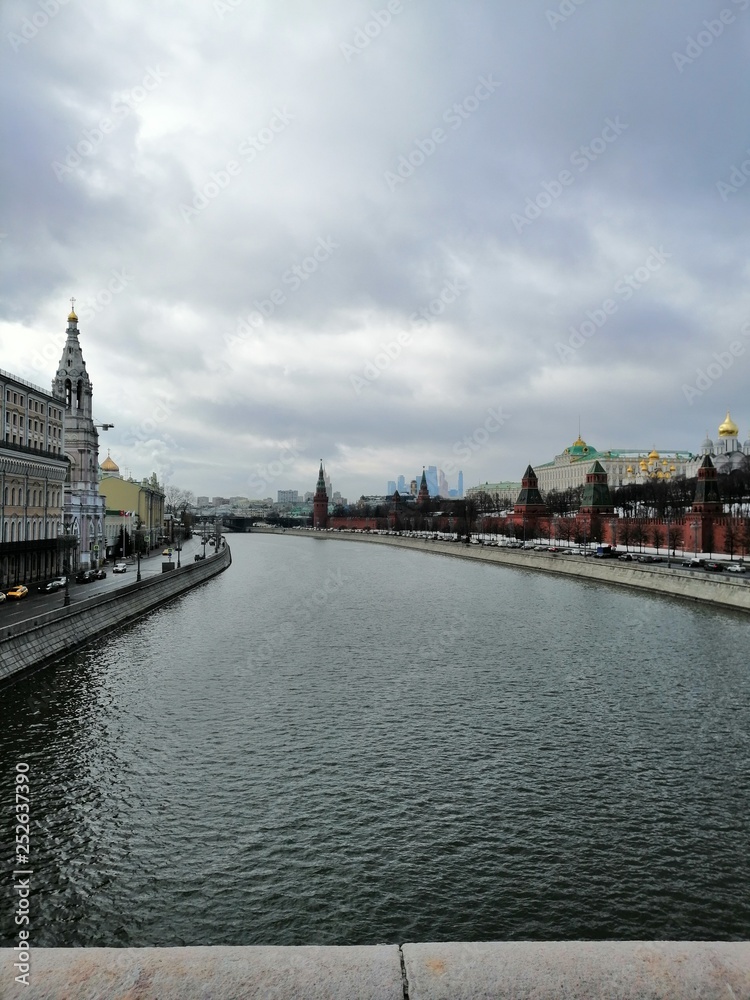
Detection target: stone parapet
<box><xmin>0</xmin><ymin>544</ymin><xmax>231</xmax><ymax>686</ymax></box>
<box><xmin>1</xmin><ymin>942</ymin><xmax>747</xmax><ymax>998</ymax></box>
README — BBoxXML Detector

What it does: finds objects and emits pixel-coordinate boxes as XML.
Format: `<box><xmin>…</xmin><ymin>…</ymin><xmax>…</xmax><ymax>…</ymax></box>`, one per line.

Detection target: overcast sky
<box><xmin>2</xmin><ymin>0</ymin><xmax>750</xmax><ymax>500</ymax></box>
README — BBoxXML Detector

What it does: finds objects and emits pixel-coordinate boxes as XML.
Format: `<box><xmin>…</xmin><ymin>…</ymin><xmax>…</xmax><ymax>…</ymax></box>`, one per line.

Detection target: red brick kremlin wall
<box><xmin>327</xmin><ymin>514</ymin><xmax>749</xmax><ymax>556</ymax></box>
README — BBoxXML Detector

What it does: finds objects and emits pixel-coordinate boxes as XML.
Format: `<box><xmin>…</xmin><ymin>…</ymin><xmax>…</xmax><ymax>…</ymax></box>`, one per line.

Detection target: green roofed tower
<box><xmin>514</xmin><ymin>465</ymin><xmax>547</xmax><ymax>514</ymax></box>
<box><xmin>580</xmin><ymin>460</ymin><xmax>614</xmax><ymax>513</ymax></box>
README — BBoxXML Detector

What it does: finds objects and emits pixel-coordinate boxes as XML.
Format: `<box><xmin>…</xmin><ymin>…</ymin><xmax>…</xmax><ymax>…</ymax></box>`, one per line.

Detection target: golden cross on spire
<box><xmin>70</xmin><ymin>296</ymin><xmax>76</xmax><ymax>311</ymax></box>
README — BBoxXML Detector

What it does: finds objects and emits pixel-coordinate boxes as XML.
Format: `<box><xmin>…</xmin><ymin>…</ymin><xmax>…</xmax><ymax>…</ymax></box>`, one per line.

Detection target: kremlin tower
<box><xmin>313</xmin><ymin>461</ymin><xmax>329</xmax><ymax>529</ymax></box>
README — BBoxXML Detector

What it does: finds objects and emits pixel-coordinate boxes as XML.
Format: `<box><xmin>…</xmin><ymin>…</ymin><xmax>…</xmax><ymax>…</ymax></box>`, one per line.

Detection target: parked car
<box><xmin>113</xmin><ymin>561</ymin><xmax>127</xmax><ymax>573</ymax></box>
<box><xmin>7</xmin><ymin>585</ymin><xmax>29</xmax><ymax>599</ymax></box>
<box><xmin>725</xmin><ymin>563</ymin><xmax>747</xmax><ymax>574</ymax></box>
<box><xmin>76</xmin><ymin>570</ymin><xmax>96</xmax><ymax>584</ymax></box>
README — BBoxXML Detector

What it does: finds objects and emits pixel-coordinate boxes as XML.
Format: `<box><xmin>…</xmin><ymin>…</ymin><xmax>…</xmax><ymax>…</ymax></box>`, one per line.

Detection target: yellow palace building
<box><xmin>98</xmin><ymin>452</ymin><xmax>165</xmax><ymax>557</ymax></box>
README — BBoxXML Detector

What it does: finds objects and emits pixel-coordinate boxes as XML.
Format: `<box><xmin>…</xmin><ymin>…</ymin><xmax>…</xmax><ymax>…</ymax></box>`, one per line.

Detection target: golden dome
<box><xmin>68</xmin><ymin>308</ymin><xmax>77</xmax><ymax>322</ymax></box>
<box><xmin>648</xmin><ymin>449</ymin><xmax>659</xmax><ymax>461</ymax></box>
<box><xmin>100</xmin><ymin>450</ymin><xmax>119</xmax><ymax>472</ymax></box>
<box><xmin>572</xmin><ymin>435</ymin><xmax>586</xmax><ymax>447</ymax></box>
<box><xmin>626</xmin><ymin>465</ymin><xmax>633</xmax><ymax>474</ymax></box>
<box><xmin>718</xmin><ymin>410</ymin><xmax>739</xmax><ymax>437</ymax></box>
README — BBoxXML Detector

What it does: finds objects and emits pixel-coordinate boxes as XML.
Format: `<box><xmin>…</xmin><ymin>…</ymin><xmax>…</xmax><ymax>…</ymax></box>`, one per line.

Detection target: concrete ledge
<box><xmin>0</xmin><ymin>945</ymin><xmax>403</xmax><ymax>1000</ymax></box>
<box><xmin>403</xmin><ymin>941</ymin><xmax>750</xmax><ymax>998</ymax></box>
<box><xmin>2</xmin><ymin>943</ymin><xmax>748</xmax><ymax>999</ymax></box>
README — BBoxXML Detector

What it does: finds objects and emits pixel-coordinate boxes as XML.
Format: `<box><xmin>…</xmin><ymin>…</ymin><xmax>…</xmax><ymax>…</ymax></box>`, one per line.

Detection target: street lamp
<box><xmin>61</xmin><ymin>520</ymin><xmax>77</xmax><ymax>607</ymax></box>
<box><xmin>135</xmin><ymin>522</ymin><xmax>143</xmax><ymax>582</ymax></box>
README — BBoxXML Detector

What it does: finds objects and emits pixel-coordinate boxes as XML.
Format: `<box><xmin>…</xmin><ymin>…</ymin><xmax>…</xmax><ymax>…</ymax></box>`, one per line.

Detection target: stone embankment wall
<box><xmin>0</xmin><ymin>545</ymin><xmax>231</xmax><ymax>685</ymax></box>
<box><xmin>258</xmin><ymin>528</ymin><xmax>750</xmax><ymax>614</ymax></box>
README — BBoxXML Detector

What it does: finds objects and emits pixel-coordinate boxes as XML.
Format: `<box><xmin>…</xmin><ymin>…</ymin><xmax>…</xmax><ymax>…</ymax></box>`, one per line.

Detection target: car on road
<box><xmin>38</xmin><ymin>577</ymin><xmax>67</xmax><ymax>593</ymax></box>
<box><xmin>703</xmin><ymin>561</ymin><xmax>724</xmax><ymax>572</ymax></box>
<box><xmin>725</xmin><ymin>563</ymin><xmax>747</xmax><ymax>574</ymax></box>
<box><xmin>7</xmin><ymin>585</ymin><xmax>29</xmax><ymax>599</ymax></box>
<box><xmin>0</xmin><ymin>592</ymin><xmax>5</xmax><ymax>603</ymax></box>
<box><xmin>618</xmin><ymin>553</ymin><xmax>634</xmax><ymax>561</ymax></box>
<box><xmin>76</xmin><ymin>570</ymin><xmax>96</xmax><ymax>584</ymax></box>
<box><xmin>113</xmin><ymin>561</ymin><xmax>127</xmax><ymax>573</ymax></box>
<box><xmin>94</xmin><ymin>568</ymin><xmax>107</xmax><ymax>579</ymax></box>
<box><xmin>162</xmin><ymin>548</ymin><xmax>173</xmax><ymax>556</ymax></box>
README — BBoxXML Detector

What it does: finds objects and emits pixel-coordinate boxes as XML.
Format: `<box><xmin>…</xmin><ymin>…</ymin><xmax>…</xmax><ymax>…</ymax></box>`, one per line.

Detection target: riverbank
<box><xmin>256</xmin><ymin>527</ymin><xmax>750</xmax><ymax>615</ymax></box>
<box><xmin>0</xmin><ymin>543</ymin><xmax>231</xmax><ymax>686</ymax></box>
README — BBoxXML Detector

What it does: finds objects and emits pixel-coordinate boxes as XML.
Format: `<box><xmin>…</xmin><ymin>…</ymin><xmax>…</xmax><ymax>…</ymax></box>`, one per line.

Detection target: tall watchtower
<box><xmin>313</xmin><ymin>460</ymin><xmax>329</xmax><ymax>529</ymax></box>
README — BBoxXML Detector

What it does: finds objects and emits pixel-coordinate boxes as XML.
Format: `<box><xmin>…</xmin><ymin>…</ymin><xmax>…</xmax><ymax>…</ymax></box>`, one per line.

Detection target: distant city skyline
<box><xmin>4</xmin><ymin>3</ymin><xmax>749</xmax><ymax>500</ymax></box>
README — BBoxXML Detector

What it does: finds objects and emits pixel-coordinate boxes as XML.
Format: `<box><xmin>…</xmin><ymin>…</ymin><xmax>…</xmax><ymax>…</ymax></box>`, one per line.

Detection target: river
<box><xmin>1</xmin><ymin>532</ymin><xmax>748</xmax><ymax>945</ymax></box>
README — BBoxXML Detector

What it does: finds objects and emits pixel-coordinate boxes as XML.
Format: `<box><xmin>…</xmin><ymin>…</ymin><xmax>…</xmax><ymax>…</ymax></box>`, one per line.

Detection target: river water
<box><xmin>1</xmin><ymin>533</ymin><xmax>748</xmax><ymax>946</ymax></box>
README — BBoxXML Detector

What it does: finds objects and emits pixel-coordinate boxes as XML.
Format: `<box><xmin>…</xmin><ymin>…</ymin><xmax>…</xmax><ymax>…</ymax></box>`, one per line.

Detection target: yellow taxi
<box><xmin>7</xmin><ymin>585</ymin><xmax>29</xmax><ymax>599</ymax></box>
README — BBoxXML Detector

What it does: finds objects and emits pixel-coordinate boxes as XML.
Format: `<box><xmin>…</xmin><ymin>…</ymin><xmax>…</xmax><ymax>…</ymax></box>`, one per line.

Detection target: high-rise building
<box><xmin>458</xmin><ymin>470</ymin><xmax>464</xmax><ymax>498</ymax></box>
<box><xmin>397</xmin><ymin>475</ymin><xmax>406</xmax><ymax>494</ymax></box>
<box><xmin>387</xmin><ymin>480</ymin><xmax>397</xmax><ymax>496</ymax></box>
<box><xmin>277</xmin><ymin>489</ymin><xmax>299</xmax><ymax>504</ymax></box>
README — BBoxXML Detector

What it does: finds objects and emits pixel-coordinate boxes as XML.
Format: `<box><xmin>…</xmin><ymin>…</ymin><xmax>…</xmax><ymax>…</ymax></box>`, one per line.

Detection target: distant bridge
<box><xmin>220</xmin><ymin>515</ymin><xmax>255</xmax><ymax>532</ymax></box>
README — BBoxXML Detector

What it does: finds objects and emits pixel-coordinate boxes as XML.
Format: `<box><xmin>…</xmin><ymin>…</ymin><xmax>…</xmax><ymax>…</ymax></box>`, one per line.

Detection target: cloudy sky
<box><xmin>2</xmin><ymin>0</ymin><xmax>750</xmax><ymax>500</ymax></box>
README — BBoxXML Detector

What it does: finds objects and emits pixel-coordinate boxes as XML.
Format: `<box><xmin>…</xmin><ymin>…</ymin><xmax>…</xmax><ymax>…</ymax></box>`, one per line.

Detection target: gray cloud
<box><xmin>2</xmin><ymin>0</ymin><xmax>750</xmax><ymax>500</ymax></box>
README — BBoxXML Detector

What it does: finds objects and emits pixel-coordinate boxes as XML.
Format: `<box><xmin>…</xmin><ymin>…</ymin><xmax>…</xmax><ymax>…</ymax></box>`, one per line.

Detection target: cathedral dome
<box><xmin>100</xmin><ymin>451</ymin><xmax>119</xmax><ymax>473</ymax></box>
<box><xmin>718</xmin><ymin>410</ymin><xmax>739</xmax><ymax>437</ymax></box>
<box><xmin>564</xmin><ymin>435</ymin><xmax>593</xmax><ymax>457</ymax></box>
<box><xmin>648</xmin><ymin>449</ymin><xmax>659</xmax><ymax>461</ymax></box>
<box><xmin>68</xmin><ymin>308</ymin><xmax>77</xmax><ymax>322</ymax></box>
